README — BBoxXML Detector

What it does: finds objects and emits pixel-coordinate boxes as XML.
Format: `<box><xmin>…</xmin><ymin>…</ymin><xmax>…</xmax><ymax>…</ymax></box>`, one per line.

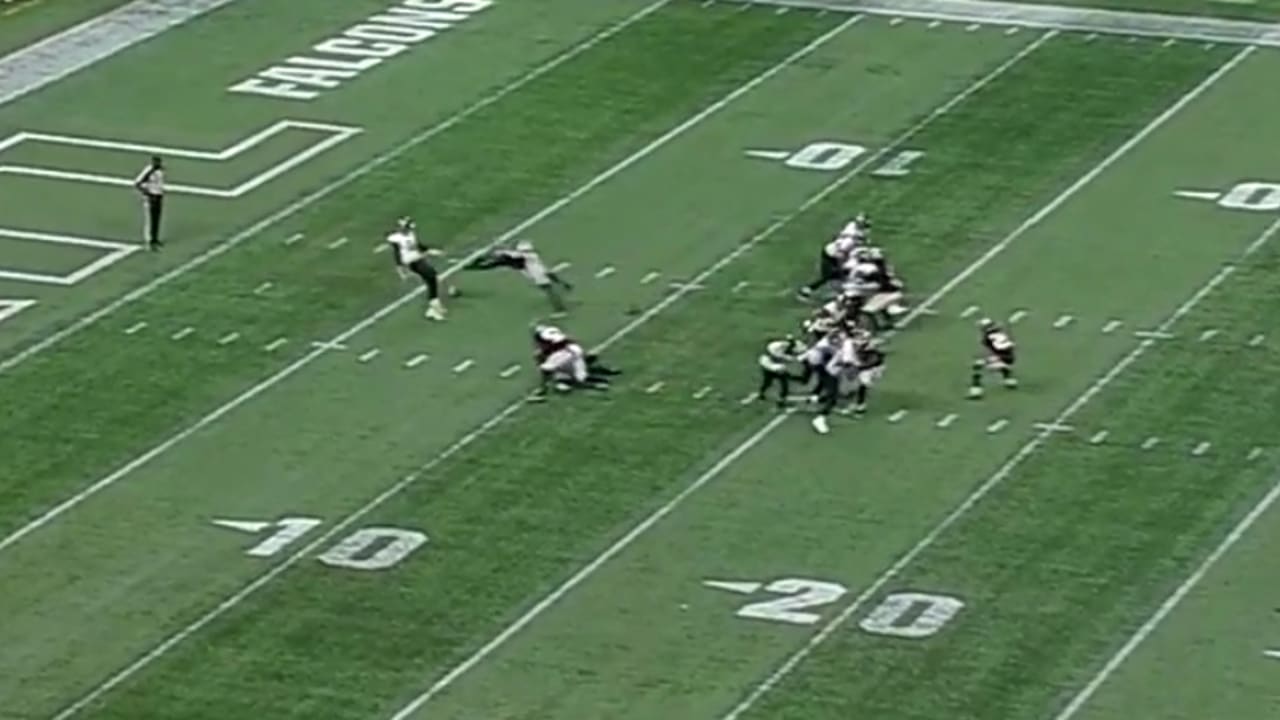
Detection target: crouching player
<box><xmin>467</xmin><ymin>240</ymin><xmax>572</xmax><ymax>313</ymax></box>
<box><xmin>756</xmin><ymin>335</ymin><xmax>805</xmax><ymax>407</ymax></box>
<box><xmin>531</xmin><ymin>323</ymin><xmax>619</xmax><ymax>400</ymax></box>
<box><xmin>969</xmin><ymin>318</ymin><xmax>1018</xmax><ymax>399</ymax></box>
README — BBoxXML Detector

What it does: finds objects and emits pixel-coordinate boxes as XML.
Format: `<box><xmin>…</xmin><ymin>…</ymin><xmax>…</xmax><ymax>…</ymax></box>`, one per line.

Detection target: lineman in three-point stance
<box><xmin>387</xmin><ymin>217</ymin><xmax>453</xmax><ymax>321</ymax></box>
<box><xmin>970</xmin><ymin>317</ymin><xmax>1018</xmax><ymax>398</ymax></box>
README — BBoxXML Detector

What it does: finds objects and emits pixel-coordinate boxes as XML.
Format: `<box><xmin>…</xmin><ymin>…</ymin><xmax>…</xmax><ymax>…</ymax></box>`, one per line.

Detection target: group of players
<box><xmin>755</xmin><ymin>214</ymin><xmax>1019</xmax><ymax>434</ymax></box>
<box><xmin>386</xmin><ymin>212</ymin><xmax>1019</xmax><ymax>431</ymax></box>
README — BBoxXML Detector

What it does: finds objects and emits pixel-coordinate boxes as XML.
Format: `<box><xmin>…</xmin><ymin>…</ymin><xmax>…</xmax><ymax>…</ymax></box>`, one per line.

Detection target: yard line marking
<box><xmin>1008</xmin><ymin>309</ymin><xmax>1027</xmax><ymax>323</ymax></box>
<box><xmin>641</xmin><ymin>271</ymin><xmax>661</xmax><ymax>284</ymax></box>
<box><xmin>1248</xmin><ymin>333</ymin><xmax>1265</xmax><ymax>346</ymax></box>
<box><xmin>405</xmin><ymin>354</ymin><xmax>430</xmax><ymax>369</ymax></box>
<box><xmin>693</xmin><ymin>385</ymin><xmax>713</xmax><ymax>400</ymax></box>
<box><xmin>1198</xmin><ymin>328</ymin><xmax>1219</xmax><ymax>342</ymax></box>
<box><xmin>217</xmin><ymin>332</ymin><xmax>240</xmax><ymax>346</ymax></box>
<box><xmin>284</xmin><ymin>232</ymin><xmax>304</xmax><ymax>245</ymax></box>
<box><xmin>1053</xmin><ymin>467</ymin><xmax>1280</xmax><ymax>720</ymax></box>
<box><xmin>719</xmin><ymin>49</ymin><xmax>1258</xmax><ymax>720</ymax></box>
<box><xmin>888</xmin><ymin>409</ymin><xmax>907</xmax><ymax>423</ymax></box>
<box><xmin>3</xmin><ymin>0</ymin><xmax>797</xmax><ymax>561</ymax></box>
<box><xmin>170</xmin><ymin>326</ymin><xmax>194</xmax><ymax>341</ymax></box>
<box><xmin>0</xmin><ymin>0</ymin><xmax>678</xmax><ymax>377</ymax></box>
<box><xmin>1134</xmin><ymin>329</ymin><xmax>1175</xmax><ymax>340</ymax></box>
<box><xmin>263</xmin><ymin>337</ymin><xmax>288</xmax><ymax>352</ymax></box>
<box><xmin>1101</xmin><ymin>319</ymin><xmax>1123</xmax><ymax>334</ymax></box>
<box><xmin>123</xmin><ymin>321</ymin><xmax>147</xmax><ymax>335</ymax></box>
<box><xmin>1089</xmin><ymin>430</ymin><xmax>1109</xmax><ymax>445</ymax></box>
<box><xmin>1265</xmin><ymin>649</ymin><xmax>1280</xmax><ymax>660</ymax></box>
<box><xmin>645</xmin><ymin>381</ymin><xmax>666</xmax><ymax>394</ymax></box>
<box><xmin>452</xmin><ymin>359</ymin><xmax>474</xmax><ymax>374</ymax></box>
<box><xmin>936</xmin><ymin>413</ymin><xmax>958</xmax><ymax>429</ymax></box>
<box><xmin>1141</xmin><ymin>436</ymin><xmax>1162</xmax><ymax>451</ymax></box>
<box><xmin>253</xmin><ymin>281</ymin><xmax>273</xmax><ymax>295</ymax></box>
<box><xmin>357</xmin><ymin>349</ymin><xmax>381</xmax><ymax>364</ymax></box>
<box><xmin>1035</xmin><ymin>422</ymin><xmax>1075</xmax><ymax>433</ymax></box>
<box><xmin>730</xmin><ymin>0</ymin><xmax>1280</xmax><ymax>46</ymax></box>
<box><xmin>987</xmin><ymin>418</ymin><xmax>1008</xmax><ymax>433</ymax></box>
<box><xmin>1053</xmin><ymin>314</ymin><xmax>1074</xmax><ymax>329</ymax></box>
<box><xmin>1192</xmin><ymin>441</ymin><xmax>1212</xmax><ymax>456</ymax></box>
<box><xmin>310</xmin><ymin>340</ymin><xmax>348</xmax><ymax>351</ymax></box>
<box><xmin>595</xmin><ymin>266</ymin><xmax>617</xmax><ymax>279</ymax></box>
<box><xmin>499</xmin><ymin>364</ymin><xmax>521</xmax><ymax>379</ymax></box>
<box><xmin>960</xmin><ymin>304</ymin><xmax>980</xmax><ymax>318</ymax></box>
<box><xmin>326</xmin><ymin>236</ymin><xmax>349</xmax><ymax>250</ymax></box>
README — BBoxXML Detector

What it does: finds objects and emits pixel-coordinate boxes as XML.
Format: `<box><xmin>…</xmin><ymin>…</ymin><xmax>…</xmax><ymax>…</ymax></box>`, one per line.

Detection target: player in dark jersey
<box><xmin>969</xmin><ymin>318</ymin><xmax>1018</xmax><ymax>399</ymax></box>
<box><xmin>467</xmin><ymin>240</ymin><xmax>572</xmax><ymax>313</ymax></box>
<box><xmin>530</xmin><ymin>324</ymin><xmax>619</xmax><ymax>400</ymax></box>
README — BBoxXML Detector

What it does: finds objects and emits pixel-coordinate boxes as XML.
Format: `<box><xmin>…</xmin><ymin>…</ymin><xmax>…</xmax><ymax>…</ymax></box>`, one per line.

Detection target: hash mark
<box><xmin>1134</xmin><ymin>330</ymin><xmax>1175</xmax><ymax>340</ymax></box>
<box><xmin>1008</xmin><ymin>310</ymin><xmax>1028</xmax><ymax>324</ymax></box>
<box><xmin>171</xmin><ymin>326</ymin><xmax>194</xmax><ymax>341</ymax></box>
<box><xmin>1085</xmin><ymin>33</ymin><xmax>1098</xmax><ymax>41</ymax></box>
<box><xmin>889</xmin><ymin>16</ymin><xmax>904</xmax><ymax>25</ymax></box>
<box><xmin>264</xmin><ymin>337</ymin><xmax>288</xmax><ymax>352</ymax></box>
<box><xmin>960</xmin><ymin>305</ymin><xmax>980</xmax><ymax>319</ymax></box>
<box><xmin>1089</xmin><ymin>430</ymin><xmax>1109</xmax><ymax>445</ymax></box>
<box><xmin>326</xmin><ymin>236</ymin><xmax>349</xmax><ymax>250</ymax></box>
<box><xmin>987</xmin><ymin>418</ymin><xmax>1009</xmax><ymax>434</ymax></box>
<box><xmin>1249</xmin><ymin>333</ymin><xmax>1265</xmax><ymax>347</ymax></box>
<box><xmin>311</xmin><ymin>340</ymin><xmax>348</xmax><ymax>351</ymax></box>
<box><xmin>500</xmin><ymin>364</ymin><xmax>521</xmax><ymax>378</ymax></box>
<box><xmin>373</xmin><ymin>244</ymin><xmax>389</xmax><ymax>254</ymax></box>
<box><xmin>641</xmin><ymin>271</ymin><xmax>661</xmax><ymax>285</ymax></box>
<box><xmin>739</xmin><ymin>393</ymin><xmax>757</xmax><ymax>405</ymax></box>
<box><xmin>405</xmin><ymin>354</ymin><xmax>430</xmax><ymax>368</ymax></box>
<box><xmin>1053</xmin><ymin>314</ymin><xmax>1074</xmax><ymax>329</ymax></box>
<box><xmin>1198</xmin><ymin>329</ymin><xmax>1220</xmax><ymax>342</ymax></box>
<box><xmin>1247</xmin><ymin>447</ymin><xmax>1264</xmax><ymax>461</ymax></box>
<box><xmin>669</xmin><ymin>280</ymin><xmax>706</xmax><ymax>291</ymax></box>
<box><xmin>731</xmin><ymin>281</ymin><xmax>750</xmax><ymax>294</ymax></box>
<box><xmin>645</xmin><ymin>381</ymin><xmax>665</xmax><ymax>394</ymax></box>
<box><xmin>1163</xmin><ymin>38</ymin><xmax>1177</xmax><ymax>47</ymax></box>
<box><xmin>888</xmin><ymin>409</ymin><xmax>907</xmax><ymax>423</ymax></box>
<box><xmin>124</xmin><ymin>321</ymin><xmax>147</xmax><ymax>335</ymax></box>
<box><xmin>1102</xmin><ymin>320</ymin><xmax>1123</xmax><ymax>334</ymax></box>
<box><xmin>1004</xmin><ymin>26</ymin><xmax>1020</xmax><ymax>34</ymax></box>
<box><xmin>453</xmin><ymin>359</ymin><xmax>474</xmax><ymax>373</ymax></box>
<box><xmin>1035</xmin><ymin>422</ymin><xmax>1075</xmax><ymax>433</ymax></box>
<box><xmin>595</xmin><ymin>266</ymin><xmax>616</xmax><ymax>279</ymax></box>
<box><xmin>217</xmin><ymin>332</ymin><xmax>240</xmax><ymax>346</ymax></box>
<box><xmin>927</xmin><ymin>19</ymin><xmax>941</xmax><ymax>28</ymax></box>
<box><xmin>254</xmin><ymin>281</ymin><xmax>273</xmax><ymax>295</ymax></box>
<box><xmin>965</xmin><ymin>22</ymin><xmax>980</xmax><ymax>30</ymax></box>
<box><xmin>1192</xmin><ymin>441</ymin><xmax>1212</xmax><ymax>457</ymax></box>
<box><xmin>774</xmin><ymin>5</ymin><xmax>788</xmax><ymax>13</ymax></box>
<box><xmin>358</xmin><ymin>349</ymin><xmax>381</xmax><ymax>363</ymax></box>
<box><xmin>693</xmin><ymin>385</ymin><xmax>713</xmax><ymax>400</ymax></box>
<box><xmin>284</xmin><ymin>232</ymin><xmax>303</xmax><ymax>245</ymax></box>
<box><xmin>1141</xmin><ymin>436</ymin><xmax>1161</xmax><ymax>451</ymax></box>
<box><xmin>936</xmin><ymin>413</ymin><xmax>957</xmax><ymax>429</ymax></box>
<box><xmin>551</xmin><ymin>261</ymin><xmax>571</xmax><ymax>273</ymax></box>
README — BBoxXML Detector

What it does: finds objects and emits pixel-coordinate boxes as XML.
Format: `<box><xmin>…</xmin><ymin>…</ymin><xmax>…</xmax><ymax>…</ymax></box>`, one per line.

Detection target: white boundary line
<box><xmin>383</xmin><ymin>30</ymin><xmax>1059</xmax><ymax>720</ymax></box>
<box><xmin>0</xmin><ymin>0</ymin><xmax>676</xmax><ymax>376</ymax></box>
<box><xmin>45</xmin><ymin>13</ymin><xmax>869</xmax><ymax>719</ymax></box>
<box><xmin>728</xmin><ymin>0</ymin><xmax>1280</xmax><ymax>46</ymax></box>
<box><xmin>1049</xmin><ymin>218</ymin><xmax>1280</xmax><ymax>720</ymax></box>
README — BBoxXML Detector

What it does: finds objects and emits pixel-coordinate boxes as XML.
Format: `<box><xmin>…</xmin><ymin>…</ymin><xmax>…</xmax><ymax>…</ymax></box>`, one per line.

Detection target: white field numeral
<box><xmin>784</xmin><ymin>142</ymin><xmax>868</xmax><ymax>172</ymax></box>
<box><xmin>1219</xmin><ymin>182</ymin><xmax>1280</xmax><ymax>212</ymax></box>
<box><xmin>859</xmin><ymin>591</ymin><xmax>965</xmax><ymax>639</ymax></box>
<box><xmin>318</xmin><ymin>527</ymin><xmax>428</xmax><ymax>571</ymax></box>
<box><xmin>245</xmin><ymin>516</ymin><xmax>323</xmax><ymax>558</ymax></box>
<box><xmin>737</xmin><ymin>578</ymin><xmax>848</xmax><ymax>625</ymax></box>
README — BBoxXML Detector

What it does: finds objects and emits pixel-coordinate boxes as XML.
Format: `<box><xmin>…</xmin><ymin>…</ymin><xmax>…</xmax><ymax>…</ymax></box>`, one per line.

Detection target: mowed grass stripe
<box><xmin>66</xmin><ymin>36</ymin><xmax>1230</xmax><ymax>720</ymax></box>
<box><xmin>0</xmin><ymin>1</ymin><xmax>834</xmax><ymax>544</ymax></box>
<box><xmin>744</xmin><ymin>222</ymin><xmax>1280</xmax><ymax>720</ymax></box>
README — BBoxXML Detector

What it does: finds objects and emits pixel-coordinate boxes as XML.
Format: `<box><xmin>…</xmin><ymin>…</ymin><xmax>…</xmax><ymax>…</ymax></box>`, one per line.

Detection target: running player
<box><xmin>969</xmin><ymin>318</ymin><xmax>1018</xmax><ymax>398</ymax></box>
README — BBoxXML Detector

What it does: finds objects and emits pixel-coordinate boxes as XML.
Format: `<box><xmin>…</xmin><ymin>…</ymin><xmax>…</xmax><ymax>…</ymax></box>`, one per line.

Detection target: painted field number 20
<box><xmin>214</xmin><ymin>516</ymin><xmax>427</xmax><ymax>571</ymax></box>
<box><xmin>704</xmin><ymin>577</ymin><xmax>963</xmax><ymax>638</ymax></box>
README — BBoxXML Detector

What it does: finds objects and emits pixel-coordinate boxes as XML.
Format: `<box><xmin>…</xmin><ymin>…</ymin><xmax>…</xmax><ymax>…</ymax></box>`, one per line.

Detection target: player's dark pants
<box><xmin>803</xmin><ymin>252</ymin><xmax>842</xmax><ymax>293</ymax></box>
<box><xmin>143</xmin><ymin>193</ymin><xmax>164</xmax><ymax>249</ymax></box>
<box><xmin>758</xmin><ymin>367</ymin><xmax>792</xmax><ymax>405</ymax></box>
<box><xmin>409</xmin><ymin>259</ymin><xmax>440</xmax><ymax>300</ymax></box>
<box><xmin>815</xmin><ymin>370</ymin><xmax>841</xmax><ymax>415</ymax></box>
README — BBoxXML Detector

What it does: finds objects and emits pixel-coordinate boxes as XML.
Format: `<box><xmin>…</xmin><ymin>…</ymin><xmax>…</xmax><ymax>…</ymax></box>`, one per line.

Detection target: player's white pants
<box><xmin>864</xmin><ymin>291</ymin><xmax>903</xmax><ymax>314</ymax></box>
<box><xmin>541</xmin><ymin>345</ymin><xmax>588</xmax><ymax>383</ymax></box>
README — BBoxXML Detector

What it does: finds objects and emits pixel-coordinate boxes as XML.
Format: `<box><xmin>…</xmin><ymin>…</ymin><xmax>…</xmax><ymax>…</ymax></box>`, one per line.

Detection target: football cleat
<box><xmin>812</xmin><ymin>416</ymin><xmax>830</xmax><ymax>435</ymax></box>
<box><xmin>1004</xmin><ymin>377</ymin><xmax>1019</xmax><ymax>389</ymax></box>
<box><xmin>968</xmin><ymin>386</ymin><xmax>985</xmax><ymax>399</ymax></box>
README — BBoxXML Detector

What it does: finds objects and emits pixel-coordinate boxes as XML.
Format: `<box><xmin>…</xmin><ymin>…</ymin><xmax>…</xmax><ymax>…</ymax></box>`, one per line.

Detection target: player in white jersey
<box><xmin>466</xmin><ymin>239</ymin><xmax>572</xmax><ymax>313</ymax></box>
<box><xmin>531</xmin><ymin>323</ymin><xmax>619</xmax><ymax>399</ymax></box>
<box><xmin>755</xmin><ymin>335</ymin><xmax>805</xmax><ymax>407</ymax></box>
<box><xmin>387</xmin><ymin>217</ymin><xmax>452</xmax><ymax>321</ymax></box>
<box><xmin>797</xmin><ymin>214</ymin><xmax>871</xmax><ymax>299</ymax></box>
<box><xmin>811</xmin><ymin>332</ymin><xmax>860</xmax><ymax>434</ymax></box>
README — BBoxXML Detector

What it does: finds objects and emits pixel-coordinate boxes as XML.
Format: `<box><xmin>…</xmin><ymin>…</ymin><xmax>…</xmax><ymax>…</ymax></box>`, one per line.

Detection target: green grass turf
<box><xmin>55</xmin><ymin>33</ymin><xmax>1245</xmax><ymax>720</ymax></box>
<box><xmin>0</xmin><ymin>0</ymin><xmax>135</xmax><ymax>57</ymax></box>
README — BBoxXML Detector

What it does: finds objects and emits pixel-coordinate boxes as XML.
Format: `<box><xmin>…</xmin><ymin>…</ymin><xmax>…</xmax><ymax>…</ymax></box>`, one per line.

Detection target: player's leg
<box><xmin>969</xmin><ymin>358</ymin><xmax>987</xmax><ymax>398</ymax></box>
<box><xmin>799</xmin><ymin>253</ymin><xmax>838</xmax><ymax>298</ymax></box>
<box><xmin>811</xmin><ymin>371</ymin><xmax>838</xmax><ymax>434</ymax></box>
<box><xmin>540</xmin><ymin>283</ymin><xmax>567</xmax><ymax>314</ymax></box>
<box><xmin>412</xmin><ymin>260</ymin><xmax>446</xmax><ymax>320</ymax></box>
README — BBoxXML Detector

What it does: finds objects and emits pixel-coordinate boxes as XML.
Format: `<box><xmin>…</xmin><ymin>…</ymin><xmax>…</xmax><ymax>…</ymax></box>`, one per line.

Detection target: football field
<box><xmin>1</xmin><ymin>0</ymin><xmax>1279</xmax><ymax>718</ymax></box>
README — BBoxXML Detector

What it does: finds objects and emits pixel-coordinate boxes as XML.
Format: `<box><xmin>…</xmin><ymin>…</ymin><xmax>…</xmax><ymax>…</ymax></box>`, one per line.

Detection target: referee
<box><xmin>134</xmin><ymin>155</ymin><xmax>165</xmax><ymax>250</ymax></box>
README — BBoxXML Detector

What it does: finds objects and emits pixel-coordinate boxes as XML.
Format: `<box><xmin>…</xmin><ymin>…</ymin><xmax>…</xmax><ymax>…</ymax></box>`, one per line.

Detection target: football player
<box><xmin>849</xmin><ymin>329</ymin><xmax>886</xmax><ymax>415</ymax></box>
<box><xmin>859</xmin><ymin>247</ymin><xmax>909</xmax><ymax>329</ymax></box>
<box><xmin>969</xmin><ymin>318</ymin><xmax>1018</xmax><ymax>399</ymax></box>
<box><xmin>387</xmin><ymin>217</ymin><xmax>453</xmax><ymax>321</ymax></box>
<box><xmin>797</xmin><ymin>214</ymin><xmax>870</xmax><ymax>300</ymax></box>
<box><xmin>466</xmin><ymin>239</ymin><xmax>572</xmax><ymax>314</ymax></box>
<box><xmin>798</xmin><ymin>327</ymin><xmax>842</xmax><ymax>396</ymax></box>
<box><xmin>755</xmin><ymin>334</ymin><xmax>806</xmax><ymax>407</ymax></box>
<box><xmin>531</xmin><ymin>323</ymin><xmax>618</xmax><ymax>400</ymax></box>
<box><xmin>811</xmin><ymin>330</ymin><xmax>859</xmax><ymax>435</ymax></box>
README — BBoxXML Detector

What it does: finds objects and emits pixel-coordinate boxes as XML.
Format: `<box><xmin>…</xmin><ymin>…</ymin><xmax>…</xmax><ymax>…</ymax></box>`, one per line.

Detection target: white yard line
<box><xmin>0</xmin><ymin>0</ymin><xmax>243</xmax><ymax>106</ymax></box>
<box><xmin>45</xmin><ymin>18</ymin><xmax>869</xmax><ymax>718</ymax></box>
<box><xmin>0</xmin><ymin>0</ymin><xmax>677</xmax><ymax>377</ymax></box>
<box><xmin>2</xmin><ymin>0</ymin><xmax>842</xmax><ymax>562</ymax></box>
<box><xmin>1052</xmin><ymin>471</ymin><xmax>1280</xmax><ymax>719</ymax></box>
<box><xmin>729</xmin><ymin>0</ymin><xmax>1280</xmax><ymax>46</ymax></box>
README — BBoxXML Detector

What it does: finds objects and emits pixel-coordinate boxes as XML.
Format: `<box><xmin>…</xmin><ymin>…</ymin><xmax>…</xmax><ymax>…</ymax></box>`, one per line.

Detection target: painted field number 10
<box><xmin>213</xmin><ymin>516</ymin><xmax>427</xmax><ymax>571</ymax></box>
